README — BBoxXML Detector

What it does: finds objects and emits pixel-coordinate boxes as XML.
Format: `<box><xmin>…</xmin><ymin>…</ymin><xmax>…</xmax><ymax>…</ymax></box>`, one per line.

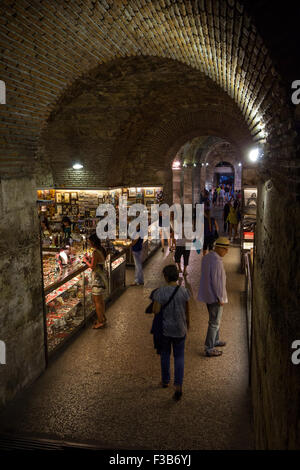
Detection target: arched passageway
<box><xmin>0</xmin><ymin>0</ymin><xmax>299</xmax><ymax>450</ymax></box>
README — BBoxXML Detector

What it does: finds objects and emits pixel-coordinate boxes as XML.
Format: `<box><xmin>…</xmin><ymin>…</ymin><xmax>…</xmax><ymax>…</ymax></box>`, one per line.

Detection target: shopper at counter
<box><xmin>62</xmin><ymin>216</ymin><xmax>72</xmax><ymax>244</ymax></box>
<box><xmin>83</xmin><ymin>233</ymin><xmax>108</xmax><ymax>329</ymax></box>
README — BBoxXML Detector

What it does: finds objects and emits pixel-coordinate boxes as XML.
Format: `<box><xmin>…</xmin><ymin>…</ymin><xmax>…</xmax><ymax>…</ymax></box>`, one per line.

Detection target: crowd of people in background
<box><xmin>200</xmin><ymin>184</ymin><xmax>241</xmax><ymax>243</ymax></box>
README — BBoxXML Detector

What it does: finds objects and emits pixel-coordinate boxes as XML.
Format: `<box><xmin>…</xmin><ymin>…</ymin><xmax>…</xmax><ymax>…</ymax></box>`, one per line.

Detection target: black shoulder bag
<box><xmin>150</xmin><ymin>286</ymin><xmax>180</xmax><ymax>354</ymax></box>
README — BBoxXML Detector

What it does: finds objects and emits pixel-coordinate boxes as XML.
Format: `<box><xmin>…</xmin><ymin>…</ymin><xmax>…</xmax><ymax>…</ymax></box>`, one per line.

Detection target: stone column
<box><xmin>172</xmin><ymin>168</ymin><xmax>182</xmax><ymax>204</ymax></box>
<box><xmin>193</xmin><ymin>165</ymin><xmax>201</xmax><ymax>205</ymax></box>
<box><xmin>234</xmin><ymin>164</ymin><xmax>242</xmax><ymax>190</ymax></box>
<box><xmin>0</xmin><ymin>177</ymin><xmax>46</xmax><ymax>409</ymax></box>
<box><xmin>183</xmin><ymin>167</ymin><xmax>193</xmax><ymax>204</ymax></box>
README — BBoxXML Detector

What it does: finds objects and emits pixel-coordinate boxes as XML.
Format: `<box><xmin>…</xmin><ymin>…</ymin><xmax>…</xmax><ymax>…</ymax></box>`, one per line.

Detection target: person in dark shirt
<box><xmin>203</xmin><ymin>210</ymin><xmax>219</xmax><ymax>256</ymax></box>
<box><xmin>131</xmin><ymin>227</ymin><xmax>144</xmax><ymax>286</ymax></box>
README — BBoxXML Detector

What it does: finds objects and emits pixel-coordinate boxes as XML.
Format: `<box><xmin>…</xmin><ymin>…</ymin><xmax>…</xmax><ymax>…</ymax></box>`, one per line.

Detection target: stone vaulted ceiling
<box><xmin>0</xmin><ymin>0</ymin><xmax>296</xmax><ymax>183</ymax></box>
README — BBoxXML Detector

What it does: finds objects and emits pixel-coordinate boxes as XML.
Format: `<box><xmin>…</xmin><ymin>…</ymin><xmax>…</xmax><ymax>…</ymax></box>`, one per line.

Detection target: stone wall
<box><xmin>251</xmin><ymin>177</ymin><xmax>300</xmax><ymax>449</ymax></box>
<box><xmin>0</xmin><ymin>177</ymin><xmax>45</xmax><ymax>408</ymax></box>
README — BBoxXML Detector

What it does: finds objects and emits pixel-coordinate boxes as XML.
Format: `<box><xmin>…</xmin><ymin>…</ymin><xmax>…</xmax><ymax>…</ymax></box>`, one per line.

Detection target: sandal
<box><xmin>92</xmin><ymin>320</ymin><xmax>107</xmax><ymax>329</ymax></box>
<box><xmin>206</xmin><ymin>348</ymin><xmax>223</xmax><ymax>357</ymax></box>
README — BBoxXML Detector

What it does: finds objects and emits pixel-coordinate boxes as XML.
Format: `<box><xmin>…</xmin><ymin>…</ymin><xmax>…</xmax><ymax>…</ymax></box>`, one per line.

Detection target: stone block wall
<box><xmin>0</xmin><ymin>177</ymin><xmax>45</xmax><ymax>408</ymax></box>
<box><xmin>251</xmin><ymin>178</ymin><xmax>300</xmax><ymax>449</ymax></box>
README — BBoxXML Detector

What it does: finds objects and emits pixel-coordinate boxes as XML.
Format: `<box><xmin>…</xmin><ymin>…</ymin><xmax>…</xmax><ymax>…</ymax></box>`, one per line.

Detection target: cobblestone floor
<box><xmin>0</xmin><ymin>207</ymin><xmax>253</xmax><ymax>449</ymax></box>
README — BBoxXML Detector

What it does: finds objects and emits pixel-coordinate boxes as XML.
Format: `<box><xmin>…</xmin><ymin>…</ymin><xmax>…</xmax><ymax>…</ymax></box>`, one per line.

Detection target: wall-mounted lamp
<box><xmin>172</xmin><ymin>161</ymin><xmax>181</xmax><ymax>170</ymax></box>
<box><xmin>248</xmin><ymin>148</ymin><xmax>260</xmax><ymax>162</ymax></box>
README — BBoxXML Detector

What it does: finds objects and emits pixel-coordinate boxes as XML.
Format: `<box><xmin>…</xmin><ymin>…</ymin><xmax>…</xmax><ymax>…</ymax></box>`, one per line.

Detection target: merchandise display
<box><xmin>38</xmin><ymin>185</ymin><xmax>162</xmax><ymax>356</ymax></box>
<box><xmin>240</xmin><ymin>187</ymin><xmax>257</xmax><ymax>272</ymax></box>
<box><xmin>42</xmin><ymin>245</ymin><xmax>126</xmax><ymax>356</ymax></box>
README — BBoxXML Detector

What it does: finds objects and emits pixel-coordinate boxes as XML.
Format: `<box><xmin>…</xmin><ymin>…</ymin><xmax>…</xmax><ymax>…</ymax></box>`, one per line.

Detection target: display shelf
<box><xmin>44</xmin><ymin>264</ymin><xmax>86</xmax><ymax>295</ymax></box>
<box><xmin>45</xmin><ymin>275</ymin><xmax>83</xmax><ymax>304</ymax></box>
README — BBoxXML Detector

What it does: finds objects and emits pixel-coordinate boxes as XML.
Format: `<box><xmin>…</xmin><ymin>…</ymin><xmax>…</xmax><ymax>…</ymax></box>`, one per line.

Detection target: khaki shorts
<box><xmin>92</xmin><ymin>285</ymin><xmax>106</xmax><ymax>296</ymax></box>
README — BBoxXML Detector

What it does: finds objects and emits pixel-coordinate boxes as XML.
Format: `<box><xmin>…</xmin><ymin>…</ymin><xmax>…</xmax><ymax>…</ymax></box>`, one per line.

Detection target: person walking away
<box><xmin>227</xmin><ymin>200</ymin><xmax>239</xmax><ymax>242</ymax></box>
<box><xmin>223</xmin><ymin>201</ymin><xmax>230</xmax><ymax>233</ymax></box>
<box><xmin>169</xmin><ymin>211</ymin><xmax>176</xmax><ymax>252</ymax></box>
<box><xmin>213</xmin><ymin>188</ymin><xmax>218</xmax><ymax>207</ymax></box>
<box><xmin>203</xmin><ymin>210</ymin><xmax>219</xmax><ymax>256</ymax></box>
<box><xmin>174</xmin><ymin>208</ymin><xmax>193</xmax><ymax>276</ymax></box>
<box><xmin>151</xmin><ymin>264</ymin><xmax>190</xmax><ymax>400</ymax></box>
<box><xmin>197</xmin><ymin>237</ymin><xmax>230</xmax><ymax>356</ymax></box>
<box><xmin>159</xmin><ymin>209</ymin><xmax>169</xmax><ymax>253</ymax></box>
<box><xmin>219</xmin><ymin>186</ymin><xmax>225</xmax><ymax>207</ymax></box>
<box><xmin>131</xmin><ymin>226</ymin><xmax>144</xmax><ymax>285</ymax></box>
<box><xmin>83</xmin><ymin>233</ymin><xmax>108</xmax><ymax>329</ymax></box>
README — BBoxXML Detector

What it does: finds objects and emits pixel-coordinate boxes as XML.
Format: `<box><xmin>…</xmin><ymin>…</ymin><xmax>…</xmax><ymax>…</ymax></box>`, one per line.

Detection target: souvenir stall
<box><xmin>112</xmin><ymin>186</ymin><xmax>163</xmax><ymax>265</ymax></box>
<box><xmin>240</xmin><ymin>186</ymin><xmax>257</xmax><ymax>379</ymax></box>
<box><xmin>240</xmin><ymin>187</ymin><xmax>257</xmax><ymax>273</ymax></box>
<box><xmin>37</xmin><ymin>185</ymin><xmax>162</xmax><ymax>358</ymax></box>
<box><xmin>42</xmin><ymin>242</ymin><xmax>126</xmax><ymax>357</ymax></box>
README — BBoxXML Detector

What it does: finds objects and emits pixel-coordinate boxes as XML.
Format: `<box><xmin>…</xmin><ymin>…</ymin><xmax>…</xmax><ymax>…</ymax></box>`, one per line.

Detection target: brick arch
<box><xmin>129</xmin><ymin>108</ymin><xmax>252</xmax><ymax>182</ymax></box>
<box><xmin>0</xmin><ymin>0</ymin><xmax>294</xmax><ymax>178</ymax></box>
<box><xmin>37</xmin><ymin>55</ymin><xmax>254</xmax><ymax>188</ymax></box>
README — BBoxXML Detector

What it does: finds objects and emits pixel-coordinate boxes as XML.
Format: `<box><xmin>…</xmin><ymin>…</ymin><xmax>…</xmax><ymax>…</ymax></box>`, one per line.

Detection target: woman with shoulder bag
<box><xmin>149</xmin><ymin>265</ymin><xmax>190</xmax><ymax>401</ymax></box>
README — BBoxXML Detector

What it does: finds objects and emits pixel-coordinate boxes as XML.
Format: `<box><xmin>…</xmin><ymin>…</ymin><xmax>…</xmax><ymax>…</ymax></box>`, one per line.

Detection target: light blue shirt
<box><xmin>197</xmin><ymin>251</ymin><xmax>228</xmax><ymax>304</ymax></box>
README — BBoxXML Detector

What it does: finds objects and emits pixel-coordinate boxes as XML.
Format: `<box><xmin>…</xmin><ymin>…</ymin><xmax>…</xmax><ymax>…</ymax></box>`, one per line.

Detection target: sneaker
<box><xmin>173</xmin><ymin>390</ymin><xmax>182</xmax><ymax>401</ymax></box>
<box><xmin>205</xmin><ymin>349</ymin><xmax>223</xmax><ymax>357</ymax></box>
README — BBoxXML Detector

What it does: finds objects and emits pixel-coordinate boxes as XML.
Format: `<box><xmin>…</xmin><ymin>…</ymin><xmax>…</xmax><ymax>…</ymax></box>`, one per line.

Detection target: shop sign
<box><xmin>0</xmin><ymin>340</ymin><xmax>6</xmax><ymax>365</ymax></box>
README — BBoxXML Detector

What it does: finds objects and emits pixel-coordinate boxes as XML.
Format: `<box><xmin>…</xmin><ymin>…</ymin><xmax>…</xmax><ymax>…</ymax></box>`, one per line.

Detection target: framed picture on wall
<box><xmin>71</xmin><ymin>192</ymin><xmax>78</xmax><ymax>200</ymax></box>
<box><xmin>56</xmin><ymin>193</ymin><xmax>62</xmax><ymax>203</ymax></box>
<box><xmin>129</xmin><ymin>188</ymin><xmax>136</xmax><ymax>197</ymax></box>
<box><xmin>64</xmin><ymin>193</ymin><xmax>70</xmax><ymax>204</ymax></box>
<box><xmin>144</xmin><ymin>188</ymin><xmax>154</xmax><ymax>197</ymax></box>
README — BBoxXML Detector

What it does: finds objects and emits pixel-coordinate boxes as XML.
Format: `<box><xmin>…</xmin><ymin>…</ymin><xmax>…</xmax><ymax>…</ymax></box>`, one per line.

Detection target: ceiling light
<box><xmin>238</xmin><ymin>163</ymin><xmax>242</xmax><ymax>167</ymax></box>
<box><xmin>73</xmin><ymin>163</ymin><xmax>83</xmax><ymax>170</ymax></box>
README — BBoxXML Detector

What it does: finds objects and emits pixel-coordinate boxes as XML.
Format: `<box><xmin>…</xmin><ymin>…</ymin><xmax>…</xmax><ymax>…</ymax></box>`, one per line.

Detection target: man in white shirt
<box><xmin>197</xmin><ymin>237</ymin><xmax>230</xmax><ymax>357</ymax></box>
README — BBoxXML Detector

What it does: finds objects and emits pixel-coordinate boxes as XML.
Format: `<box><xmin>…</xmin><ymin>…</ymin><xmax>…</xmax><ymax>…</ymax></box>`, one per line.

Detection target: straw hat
<box><xmin>215</xmin><ymin>237</ymin><xmax>230</xmax><ymax>248</ymax></box>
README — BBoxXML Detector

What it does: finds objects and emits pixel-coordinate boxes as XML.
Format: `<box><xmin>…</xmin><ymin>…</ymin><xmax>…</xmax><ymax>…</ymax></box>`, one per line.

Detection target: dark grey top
<box><xmin>152</xmin><ymin>286</ymin><xmax>190</xmax><ymax>337</ymax></box>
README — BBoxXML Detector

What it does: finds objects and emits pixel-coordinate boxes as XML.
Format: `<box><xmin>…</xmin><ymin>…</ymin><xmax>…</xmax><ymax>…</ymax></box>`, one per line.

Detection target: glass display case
<box><xmin>44</xmin><ymin>265</ymin><xmax>87</xmax><ymax>354</ymax></box>
<box><xmin>42</xmin><ymin>246</ymin><xmax>126</xmax><ymax>357</ymax></box>
<box><xmin>240</xmin><ymin>187</ymin><xmax>257</xmax><ymax>272</ymax></box>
